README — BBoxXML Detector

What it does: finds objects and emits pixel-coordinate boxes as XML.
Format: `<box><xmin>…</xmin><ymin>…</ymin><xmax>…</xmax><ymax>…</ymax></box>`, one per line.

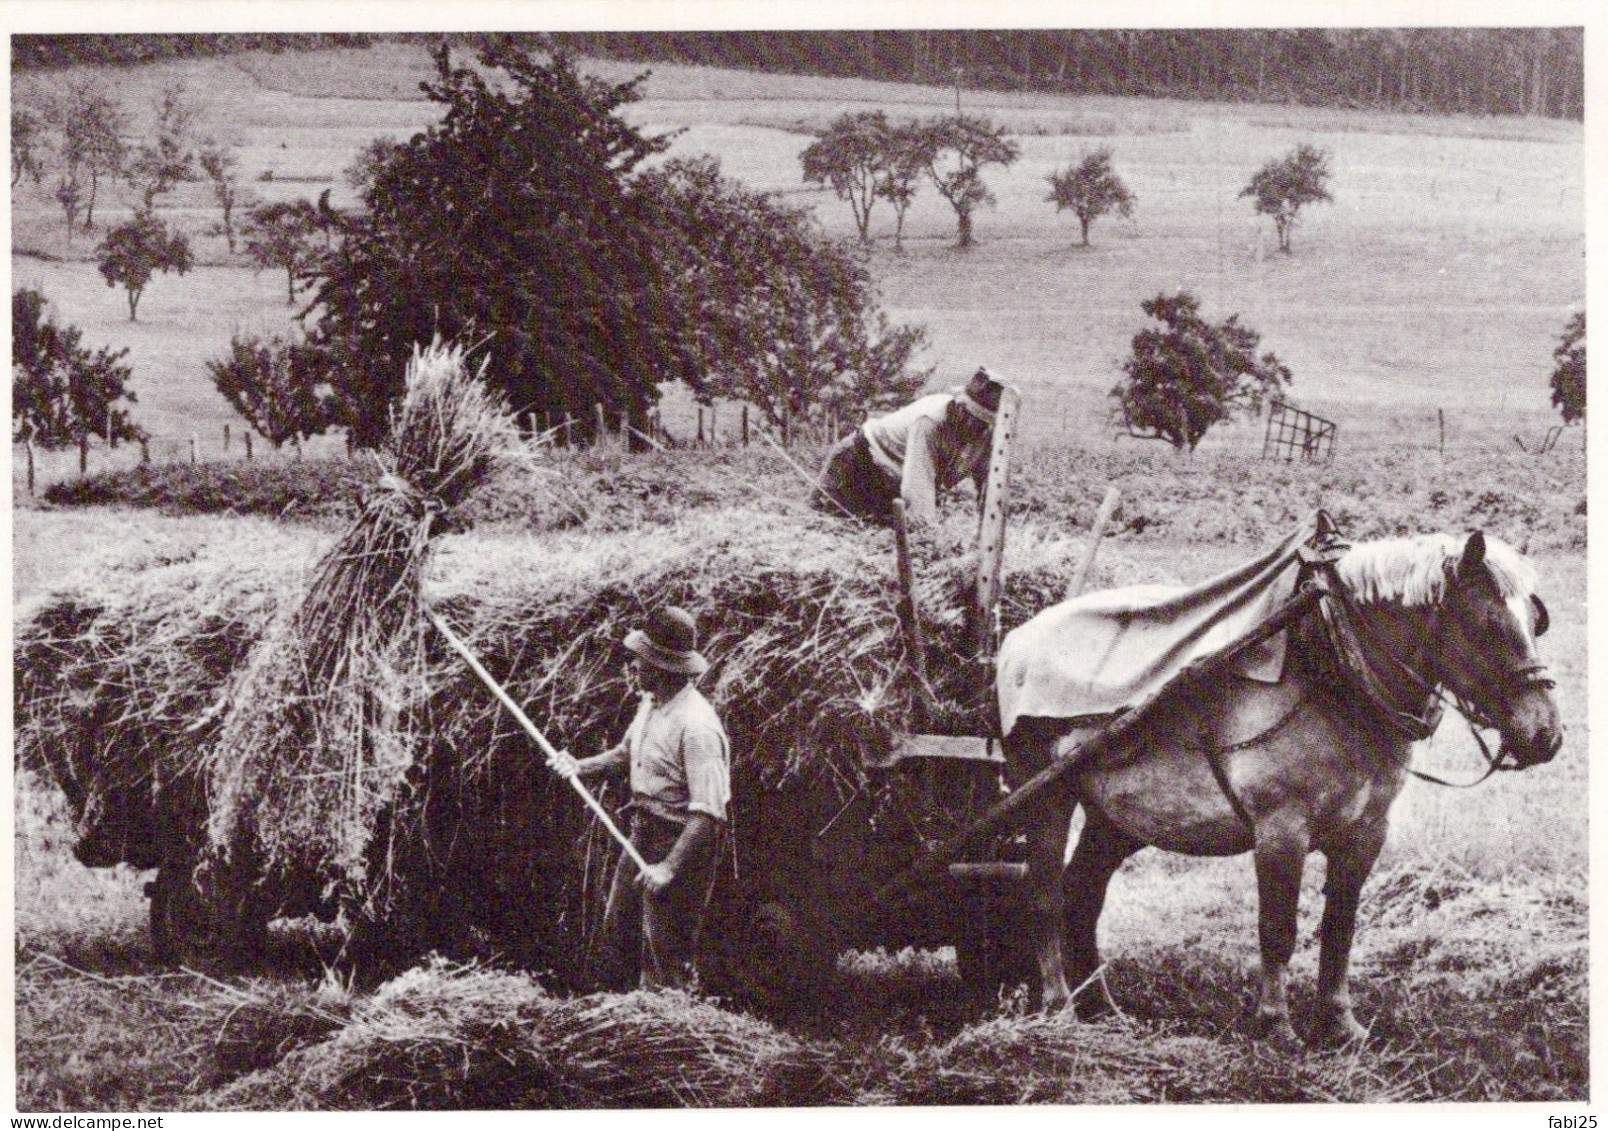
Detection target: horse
<box><xmin>1000</xmin><ymin>529</ymin><xmax>1562</xmax><ymax>1049</ymax></box>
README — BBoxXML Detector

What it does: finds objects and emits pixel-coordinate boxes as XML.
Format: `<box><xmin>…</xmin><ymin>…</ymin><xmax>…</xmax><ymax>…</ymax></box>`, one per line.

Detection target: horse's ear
<box><xmin>1458</xmin><ymin>531</ymin><xmax>1488</xmax><ymax>579</ymax></box>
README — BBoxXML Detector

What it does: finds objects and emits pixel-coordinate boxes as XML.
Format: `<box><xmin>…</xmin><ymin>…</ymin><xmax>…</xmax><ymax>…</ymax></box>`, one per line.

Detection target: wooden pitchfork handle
<box><xmin>425</xmin><ymin>608</ymin><xmax>652</xmax><ymax>875</ymax></box>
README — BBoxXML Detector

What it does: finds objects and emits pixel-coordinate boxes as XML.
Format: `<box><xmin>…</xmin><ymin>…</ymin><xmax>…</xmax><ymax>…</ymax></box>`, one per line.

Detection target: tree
<box><xmin>303</xmin><ymin>41</ymin><xmax>681</xmax><ymax>448</ymax></box>
<box><xmin>48</xmin><ymin>80</ymin><xmax>128</xmax><ymax>231</ymax></box>
<box><xmin>206</xmin><ymin>332</ymin><xmax>332</xmax><ymax>448</ymax></box>
<box><xmin>342</xmin><ymin>135</ymin><xmax>399</xmax><ymax>195</ymax></box>
<box><xmin>199</xmin><ymin>142</ymin><xmax>250</xmax><ymax>252</ymax></box>
<box><xmin>12</xmin><ymin>107</ymin><xmax>46</xmax><ymax>187</ymax></box>
<box><xmin>875</xmin><ymin>120</ymin><xmax>930</xmax><ymax>252</ymax></box>
<box><xmin>638</xmin><ymin>155</ymin><xmax>929</xmax><ymax>428</ymax></box>
<box><xmin>1551</xmin><ymin>311</ymin><xmax>1585</xmax><ymax>424</ymax></box>
<box><xmin>96</xmin><ymin>213</ymin><xmax>194</xmax><ymax>321</ymax></box>
<box><xmin>1240</xmin><ymin>143</ymin><xmax>1333</xmax><ymax>252</ymax></box>
<box><xmin>1111</xmin><ymin>291</ymin><xmax>1291</xmax><ymax>451</ymax></box>
<box><xmin>919</xmin><ymin>114</ymin><xmax>1020</xmax><ymax>248</ymax></box>
<box><xmin>244</xmin><ymin>199</ymin><xmax>321</xmax><ymax>303</ymax></box>
<box><xmin>1045</xmin><ymin>147</ymin><xmax>1135</xmax><ymax>246</ymax></box>
<box><xmin>125</xmin><ymin>81</ymin><xmax>199</xmax><ymax>213</ymax></box>
<box><xmin>12</xmin><ymin>287</ymin><xmax>143</xmax><ymax>448</ymax></box>
<box><xmin>800</xmin><ymin>110</ymin><xmax>891</xmax><ymax>244</ymax></box>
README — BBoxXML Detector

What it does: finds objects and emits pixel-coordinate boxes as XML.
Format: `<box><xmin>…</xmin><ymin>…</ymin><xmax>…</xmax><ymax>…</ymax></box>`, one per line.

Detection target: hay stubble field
<box><xmin>10</xmin><ymin>40</ymin><xmax>1589</xmax><ymax>1109</ymax></box>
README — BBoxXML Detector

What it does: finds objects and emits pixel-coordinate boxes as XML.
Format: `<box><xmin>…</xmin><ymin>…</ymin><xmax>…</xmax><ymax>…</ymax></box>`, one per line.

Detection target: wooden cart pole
<box><xmin>847</xmin><ymin>583</ymin><xmax>1326</xmax><ymax>930</ymax></box>
<box><xmin>892</xmin><ymin>500</ymin><xmax>931</xmax><ymax>702</ymax></box>
<box><xmin>1068</xmin><ymin>486</ymin><xmax>1121</xmax><ymax>600</ymax></box>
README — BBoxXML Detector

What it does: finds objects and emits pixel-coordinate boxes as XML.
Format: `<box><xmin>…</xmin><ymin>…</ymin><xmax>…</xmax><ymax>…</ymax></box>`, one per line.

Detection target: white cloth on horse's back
<box><xmin>997</xmin><ymin>516</ymin><xmax>1318</xmax><ymax>737</ymax></box>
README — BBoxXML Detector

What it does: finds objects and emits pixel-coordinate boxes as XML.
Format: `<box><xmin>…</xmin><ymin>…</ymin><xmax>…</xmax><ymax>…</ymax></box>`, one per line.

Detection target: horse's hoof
<box><xmin>1252</xmin><ymin>1014</ymin><xmax>1303</xmax><ymax>1055</ymax></box>
<box><xmin>1307</xmin><ymin>1011</ymin><xmax>1369</xmax><ymax>1049</ymax></box>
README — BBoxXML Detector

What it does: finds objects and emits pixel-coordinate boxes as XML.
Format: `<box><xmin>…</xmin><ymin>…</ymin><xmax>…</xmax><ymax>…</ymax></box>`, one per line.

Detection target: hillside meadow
<box><xmin>10</xmin><ymin>38</ymin><xmax>1588</xmax><ymax>1110</ymax></box>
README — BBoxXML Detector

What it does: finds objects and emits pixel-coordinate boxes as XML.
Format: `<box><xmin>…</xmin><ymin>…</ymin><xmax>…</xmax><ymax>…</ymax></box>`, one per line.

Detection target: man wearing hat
<box><xmin>554</xmin><ymin>606</ymin><xmax>731</xmax><ymax>992</ymax></box>
<box><xmin>812</xmin><ymin>367</ymin><xmax>1005</xmax><ymax>529</ymax></box>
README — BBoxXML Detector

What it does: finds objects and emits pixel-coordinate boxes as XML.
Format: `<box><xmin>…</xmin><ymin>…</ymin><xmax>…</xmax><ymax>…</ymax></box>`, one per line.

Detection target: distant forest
<box><xmin>12</xmin><ymin>28</ymin><xmax>1585</xmax><ymax>121</ymax></box>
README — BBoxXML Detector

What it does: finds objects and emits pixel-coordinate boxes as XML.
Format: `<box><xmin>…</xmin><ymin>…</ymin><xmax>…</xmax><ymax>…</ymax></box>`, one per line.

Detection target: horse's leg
<box><xmin>1062</xmin><ymin>808</ymin><xmax>1142</xmax><ymax>1019</ymax></box>
<box><xmin>1252</xmin><ymin>815</ymin><xmax>1310</xmax><ymax>1050</ymax></box>
<box><xmin>1008</xmin><ymin>721</ymin><xmax>1078</xmax><ymax>1013</ymax></box>
<box><xmin>1310</xmin><ymin>823</ymin><xmax>1387</xmax><ymax>1046</ymax></box>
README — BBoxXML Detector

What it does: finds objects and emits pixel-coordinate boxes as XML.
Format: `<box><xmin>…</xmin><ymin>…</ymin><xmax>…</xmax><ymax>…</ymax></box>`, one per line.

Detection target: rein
<box><xmin>1311</xmin><ymin>558</ymin><xmax>1552</xmax><ymax>788</ymax></box>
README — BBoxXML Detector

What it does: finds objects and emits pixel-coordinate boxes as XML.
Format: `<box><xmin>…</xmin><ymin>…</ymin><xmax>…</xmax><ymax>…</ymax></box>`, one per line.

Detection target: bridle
<box><xmin>1311</xmin><ymin>555</ymin><xmax>1555</xmax><ymax>786</ymax></box>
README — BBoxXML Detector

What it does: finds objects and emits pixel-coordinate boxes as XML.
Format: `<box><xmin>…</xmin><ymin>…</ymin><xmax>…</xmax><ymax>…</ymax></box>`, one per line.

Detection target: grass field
<box><xmin>9</xmin><ymin>38</ymin><xmax>1589</xmax><ymax>1110</ymax></box>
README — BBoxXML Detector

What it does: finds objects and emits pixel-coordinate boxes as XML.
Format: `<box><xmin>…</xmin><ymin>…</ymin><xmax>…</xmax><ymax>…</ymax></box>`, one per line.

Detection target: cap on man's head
<box><xmin>956</xmin><ymin>366</ymin><xmax>1004</xmax><ymax>424</ymax></box>
<box><xmin>624</xmin><ymin>605</ymin><xmax>709</xmax><ymax>676</ymax></box>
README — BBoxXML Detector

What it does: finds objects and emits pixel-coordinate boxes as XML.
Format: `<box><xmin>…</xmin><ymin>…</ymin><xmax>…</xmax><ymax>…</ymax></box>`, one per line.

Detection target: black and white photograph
<box><xmin>7</xmin><ymin>1</ymin><xmax>1594</xmax><ymax>1117</ymax></box>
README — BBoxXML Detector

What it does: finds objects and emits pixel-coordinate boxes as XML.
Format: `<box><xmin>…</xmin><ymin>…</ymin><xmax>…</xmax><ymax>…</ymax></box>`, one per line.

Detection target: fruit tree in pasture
<box><xmin>244</xmin><ymin>199</ymin><xmax>322</xmax><ymax>304</ymax></box>
<box><xmin>637</xmin><ymin>155</ymin><xmax>929</xmax><ymax>428</ymax></box>
<box><xmin>1551</xmin><ymin>311</ymin><xmax>1585</xmax><ymax>424</ymax></box>
<box><xmin>1045</xmin><ymin>147</ymin><xmax>1135</xmax><ymax>247</ymax></box>
<box><xmin>1111</xmin><ymin>291</ymin><xmax>1291</xmax><ymax>452</ymax></box>
<box><xmin>304</xmin><ymin>41</ymin><xmax>679</xmax><ymax>449</ymax></box>
<box><xmin>801</xmin><ymin>110</ymin><xmax>893</xmax><ymax>245</ymax></box>
<box><xmin>95</xmin><ymin>212</ymin><xmax>193</xmax><ymax>322</ymax></box>
<box><xmin>918</xmin><ymin>114</ymin><xmax>1020</xmax><ymax>249</ymax></box>
<box><xmin>12</xmin><ymin>287</ymin><xmax>143</xmax><ymax>448</ymax></box>
<box><xmin>124</xmin><ymin>80</ymin><xmax>200</xmax><ymax>215</ymax></box>
<box><xmin>199</xmin><ymin>142</ymin><xmax>251</xmax><ymax>254</ymax></box>
<box><xmin>875</xmin><ymin>120</ymin><xmax>929</xmax><ymax>253</ymax></box>
<box><xmin>12</xmin><ymin>107</ymin><xmax>46</xmax><ymax>188</ymax></box>
<box><xmin>206</xmin><ymin>332</ymin><xmax>333</xmax><ymax>450</ymax></box>
<box><xmin>1240</xmin><ymin>143</ymin><xmax>1333</xmax><ymax>252</ymax></box>
<box><xmin>45</xmin><ymin>79</ymin><xmax>128</xmax><ymax>236</ymax></box>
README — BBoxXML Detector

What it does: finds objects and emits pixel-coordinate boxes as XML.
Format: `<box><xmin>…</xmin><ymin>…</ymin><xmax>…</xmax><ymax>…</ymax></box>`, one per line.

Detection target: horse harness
<box><xmin>1194</xmin><ymin>526</ymin><xmax>1553</xmax><ymax>828</ymax></box>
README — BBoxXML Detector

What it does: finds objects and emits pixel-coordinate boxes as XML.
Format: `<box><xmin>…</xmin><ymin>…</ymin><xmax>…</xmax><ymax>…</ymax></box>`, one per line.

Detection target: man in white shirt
<box><xmin>555</xmin><ymin>606</ymin><xmax>731</xmax><ymax>991</ymax></box>
<box><xmin>812</xmin><ymin>367</ymin><xmax>1004</xmax><ymax>528</ymax></box>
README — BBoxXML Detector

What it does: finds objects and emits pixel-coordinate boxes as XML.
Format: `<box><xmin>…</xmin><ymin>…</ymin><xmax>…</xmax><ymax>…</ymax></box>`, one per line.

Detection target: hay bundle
<box><xmin>207</xmin><ymin>959</ymin><xmax>826</xmax><ymax>1109</ymax></box>
<box><xmin>202</xmin><ymin>341</ymin><xmax>517</xmax><ymax>913</ymax></box>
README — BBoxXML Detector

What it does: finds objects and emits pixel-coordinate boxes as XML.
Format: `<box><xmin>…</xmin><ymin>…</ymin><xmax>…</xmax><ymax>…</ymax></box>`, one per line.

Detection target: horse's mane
<box><xmin>1335</xmin><ymin>532</ymin><xmax>1537</xmax><ymax>606</ymax></box>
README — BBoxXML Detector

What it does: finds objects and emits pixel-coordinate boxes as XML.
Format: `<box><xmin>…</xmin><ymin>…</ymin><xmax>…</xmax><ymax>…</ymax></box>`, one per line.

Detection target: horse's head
<box><xmin>1435</xmin><ymin>531</ymin><xmax>1563</xmax><ymax>769</ymax></box>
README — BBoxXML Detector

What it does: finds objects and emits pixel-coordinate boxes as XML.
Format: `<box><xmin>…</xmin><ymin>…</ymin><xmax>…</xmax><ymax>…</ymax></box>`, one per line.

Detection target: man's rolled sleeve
<box><xmin>681</xmin><ymin>725</ymin><xmax>731</xmax><ymax>823</ymax></box>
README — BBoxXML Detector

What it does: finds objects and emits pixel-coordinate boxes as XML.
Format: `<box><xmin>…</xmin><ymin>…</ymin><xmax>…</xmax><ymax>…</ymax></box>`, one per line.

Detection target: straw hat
<box><xmin>953</xmin><ymin>366</ymin><xmax>1004</xmax><ymax>424</ymax></box>
<box><xmin>624</xmin><ymin>606</ymin><xmax>709</xmax><ymax>676</ymax></box>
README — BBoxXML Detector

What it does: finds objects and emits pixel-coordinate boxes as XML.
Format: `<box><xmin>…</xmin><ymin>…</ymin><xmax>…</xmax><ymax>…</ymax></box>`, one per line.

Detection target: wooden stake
<box><xmin>1068</xmin><ymin>487</ymin><xmax>1121</xmax><ymax>600</ymax></box>
<box><xmin>244</xmin><ymin>432</ymin><xmax>253</xmax><ymax>461</ymax></box>
<box><xmin>223</xmin><ymin>423</ymin><xmax>231</xmax><ymax>452</ymax></box>
<box><xmin>26</xmin><ymin>436</ymin><xmax>35</xmax><ymax>496</ymax></box>
<box><xmin>79</xmin><ymin>433</ymin><xmax>88</xmax><ymax>475</ymax></box>
<box><xmin>190</xmin><ymin>435</ymin><xmax>198</xmax><ymax>465</ymax></box>
<box><xmin>742</xmin><ymin>404</ymin><xmax>749</xmax><ymax>446</ymax></box>
<box><xmin>140</xmin><ymin>437</ymin><xmax>150</xmax><ymax>465</ymax></box>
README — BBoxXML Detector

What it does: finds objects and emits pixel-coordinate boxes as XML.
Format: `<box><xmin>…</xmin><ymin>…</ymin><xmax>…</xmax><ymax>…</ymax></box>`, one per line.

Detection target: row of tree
<box><xmin>15</xmin><ymin>30</ymin><xmax>1584</xmax><ymax>121</ymax></box>
<box><xmin>554</xmin><ymin>28</ymin><xmax>1585</xmax><ymax>120</ymax></box>
<box><xmin>804</xmin><ymin>109</ymin><xmax>1333</xmax><ymax>253</ymax></box>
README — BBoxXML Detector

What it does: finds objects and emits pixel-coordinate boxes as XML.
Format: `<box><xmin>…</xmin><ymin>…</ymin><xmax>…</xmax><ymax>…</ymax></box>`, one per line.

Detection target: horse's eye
<box><xmin>1531</xmin><ymin>595</ymin><xmax>1550</xmax><ymax>638</ymax></box>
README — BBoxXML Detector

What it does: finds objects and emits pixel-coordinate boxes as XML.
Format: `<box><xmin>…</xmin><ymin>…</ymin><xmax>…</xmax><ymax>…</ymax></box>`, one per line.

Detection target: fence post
<box><xmin>140</xmin><ymin>436</ymin><xmax>150</xmax><ymax>465</ymax></box>
<box><xmin>245</xmin><ymin>432</ymin><xmax>253</xmax><ymax>461</ymax></box>
<box><xmin>742</xmin><ymin>404</ymin><xmax>749</xmax><ymax>447</ymax></box>
<box><xmin>224</xmin><ymin>423</ymin><xmax>231</xmax><ymax>453</ymax></box>
<box><xmin>697</xmin><ymin>407</ymin><xmax>705</xmax><ymax>446</ymax></box>
<box><xmin>190</xmin><ymin>435</ymin><xmax>198</xmax><ymax>465</ymax></box>
<box><xmin>79</xmin><ymin>433</ymin><xmax>88</xmax><ymax>475</ymax></box>
<box><xmin>26</xmin><ymin>436</ymin><xmax>35</xmax><ymax>496</ymax></box>
<box><xmin>595</xmin><ymin>402</ymin><xmax>606</xmax><ymax>445</ymax></box>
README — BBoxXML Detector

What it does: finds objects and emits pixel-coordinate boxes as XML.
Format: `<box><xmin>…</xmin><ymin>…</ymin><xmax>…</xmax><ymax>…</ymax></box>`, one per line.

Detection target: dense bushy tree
<box><xmin>638</xmin><ymin>156</ymin><xmax>928</xmax><ymax>428</ymax></box>
<box><xmin>12</xmin><ymin>287</ymin><xmax>143</xmax><ymax>447</ymax></box>
<box><xmin>244</xmin><ymin>199</ymin><xmax>321</xmax><ymax>303</ymax></box>
<box><xmin>801</xmin><ymin>111</ymin><xmax>892</xmax><ymax>244</ymax></box>
<box><xmin>303</xmin><ymin>42</ymin><xmax>681</xmax><ymax>448</ymax></box>
<box><xmin>1111</xmin><ymin>291</ymin><xmax>1291</xmax><ymax>451</ymax></box>
<box><xmin>1046</xmin><ymin>148</ymin><xmax>1135</xmax><ymax>246</ymax></box>
<box><xmin>96</xmin><ymin>213</ymin><xmax>193</xmax><ymax>321</ymax></box>
<box><xmin>1551</xmin><ymin>311</ymin><xmax>1585</xmax><ymax>424</ymax></box>
<box><xmin>920</xmin><ymin>115</ymin><xmax>1020</xmax><ymax>248</ymax></box>
<box><xmin>1241</xmin><ymin>143</ymin><xmax>1333</xmax><ymax>252</ymax></box>
<box><xmin>206</xmin><ymin>332</ymin><xmax>333</xmax><ymax>448</ymax></box>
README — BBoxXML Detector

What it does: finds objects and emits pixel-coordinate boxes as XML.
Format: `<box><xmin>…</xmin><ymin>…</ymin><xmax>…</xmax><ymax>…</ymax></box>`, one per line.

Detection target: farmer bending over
<box><xmin>812</xmin><ymin>366</ymin><xmax>1004</xmax><ymax>529</ymax></box>
<box><xmin>554</xmin><ymin>606</ymin><xmax>731</xmax><ymax>992</ymax></box>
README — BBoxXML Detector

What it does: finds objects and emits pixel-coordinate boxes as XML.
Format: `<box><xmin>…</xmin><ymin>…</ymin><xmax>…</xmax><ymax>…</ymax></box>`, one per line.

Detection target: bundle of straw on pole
<box><xmin>201</xmin><ymin>340</ymin><xmax>517</xmax><ymax>925</ymax></box>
